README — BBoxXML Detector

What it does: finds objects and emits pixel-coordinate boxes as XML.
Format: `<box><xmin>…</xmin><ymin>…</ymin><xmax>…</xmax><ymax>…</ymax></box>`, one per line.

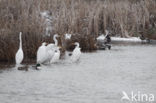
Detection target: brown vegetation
<box><xmin>0</xmin><ymin>0</ymin><xmax>156</xmax><ymax>62</ymax></box>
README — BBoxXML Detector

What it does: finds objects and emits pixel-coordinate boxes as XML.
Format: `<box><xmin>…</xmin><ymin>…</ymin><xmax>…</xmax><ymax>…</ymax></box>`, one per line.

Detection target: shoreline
<box><xmin>0</xmin><ymin>42</ymin><xmax>155</xmax><ymax>68</ymax></box>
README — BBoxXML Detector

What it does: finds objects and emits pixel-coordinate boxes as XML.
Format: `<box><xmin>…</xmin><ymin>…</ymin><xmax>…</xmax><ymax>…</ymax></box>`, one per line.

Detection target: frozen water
<box><xmin>0</xmin><ymin>45</ymin><xmax>156</xmax><ymax>103</ymax></box>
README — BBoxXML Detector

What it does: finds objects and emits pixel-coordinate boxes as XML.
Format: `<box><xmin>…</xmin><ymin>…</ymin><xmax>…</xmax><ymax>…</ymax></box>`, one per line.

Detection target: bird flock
<box><xmin>15</xmin><ymin>32</ymin><xmax>81</xmax><ymax>69</ymax></box>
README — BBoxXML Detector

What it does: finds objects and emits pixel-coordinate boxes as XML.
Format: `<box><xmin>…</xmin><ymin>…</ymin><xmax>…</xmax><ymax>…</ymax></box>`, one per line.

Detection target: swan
<box><xmin>36</xmin><ymin>42</ymin><xmax>48</xmax><ymax>66</ymax></box>
<box><xmin>50</xmin><ymin>47</ymin><xmax>61</xmax><ymax>63</ymax></box>
<box><xmin>71</xmin><ymin>42</ymin><xmax>81</xmax><ymax>62</ymax></box>
<box><xmin>15</xmin><ymin>32</ymin><xmax>24</xmax><ymax>66</ymax></box>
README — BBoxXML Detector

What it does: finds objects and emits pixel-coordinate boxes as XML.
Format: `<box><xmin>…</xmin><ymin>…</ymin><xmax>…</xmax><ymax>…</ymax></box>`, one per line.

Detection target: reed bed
<box><xmin>0</xmin><ymin>0</ymin><xmax>156</xmax><ymax>62</ymax></box>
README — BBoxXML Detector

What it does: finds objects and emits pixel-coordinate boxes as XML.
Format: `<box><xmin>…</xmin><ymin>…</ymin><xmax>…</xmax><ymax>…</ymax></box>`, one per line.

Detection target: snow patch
<box><xmin>111</xmin><ymin>37</ymin><xmax>146</xmax><ymax>42</ymax></box>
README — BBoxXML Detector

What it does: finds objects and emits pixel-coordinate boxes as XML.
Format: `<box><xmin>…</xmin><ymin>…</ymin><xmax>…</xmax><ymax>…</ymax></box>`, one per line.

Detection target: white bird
<box><xmin>46</xmin><ymin>34</ymin><xmax>59</xmax><ymax>50</ymax></box>
<box><xmin>36</xmin><ymin>42</ymin><xmax>48</xmax><ymax>65</ymax></box>
<box><xmin>105</xmin><ymin>30</ymin><xmax>109</xmax><ymax>37</ymax></box>
<box><xmin>46</xmin><ymin>34</ymin><xmax>60</xmax><ymax>63</ymax></box>
<box><xmin>50</xmin><ymin>47</ymin><xmax>61</xmax><ymax>63</ymax></box>
<box><xmin>65</xmin><ymin>33</ymin><xmax>72</xmax><ymax>40</ymax></box>
<box><xmin>71</xmin><ymin>42</ymin><xmax>81</xmax><ymax>62</ymax></box>
<box><xmin>96</xmin><ymin>30</ymin><xmax>109</xmax><ymax>41</ymax></box>
<box><xmin>104</xmin><ymin>30</ymin><xmax>109</xmax><ymax>42</ymax></box>
<box><xmin>15</xmin><ymin>32</ymin><xmax>24</xmax><ymax>66</ymax></box>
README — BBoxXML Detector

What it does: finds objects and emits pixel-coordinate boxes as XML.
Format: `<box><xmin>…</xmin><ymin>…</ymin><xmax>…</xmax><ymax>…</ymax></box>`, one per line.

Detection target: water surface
<box><xmin>0</xmin><ymin>45</ymin><xmax>156</xmax><ymax>103</ymax></box>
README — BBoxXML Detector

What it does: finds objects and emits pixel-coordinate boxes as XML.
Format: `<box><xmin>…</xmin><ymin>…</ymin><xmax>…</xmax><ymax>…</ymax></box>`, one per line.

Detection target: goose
<box><xmin>36</xmin><ymin>42</ymin><xmax>48</xmax><ymax>67</ymax></box>
<box><xmin>50</xmin><ymin>47</ymin><xmax>61</xmax><ymax>63</ymax></box>
<box><xmin>71</xmin><ymin>42</ymin><xmax>81</xmax><ymax>62</ymax></box>
<box><xmin>15</xmin><ymin>32</ymin><xmax>24</xmax><ymax>66</ymax></box>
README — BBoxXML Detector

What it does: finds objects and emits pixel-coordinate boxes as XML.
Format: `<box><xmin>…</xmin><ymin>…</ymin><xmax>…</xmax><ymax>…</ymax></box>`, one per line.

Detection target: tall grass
<box><xmin>0</xmin><ymin>0</ymin><xmax>156</xmax><ymax>62</ymax></box>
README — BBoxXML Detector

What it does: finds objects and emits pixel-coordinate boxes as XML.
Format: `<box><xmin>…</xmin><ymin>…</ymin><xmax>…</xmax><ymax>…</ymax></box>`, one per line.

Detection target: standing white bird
<box><xmin>15</xmin><ymin>32</ymin><xmax>24</xmax><ymax>66</ymax></box>
<box><xmin>97</xmin><ymin>30</ymin><xmax>109</xmax><ymax>41</ymax></box>
<box><xmin>71</xmin><ymin>42</ymin><xmax>81</xmax><ymax>62</ymax></box>
<box><xmin>50</xmin><ymin>47</ymin><xmax>61</xmax><ymax>63</ymax></box>
<box><xmin>46</xmin><ymin>34</ymin><xmax>60</xmax><ymax>63</ymax></box>
<box><xmin>47</xmin><ymin>34</ymin><xmax>59</xmax><ymax>50</ymax></box>
<box><xmin>36</xmin><ymin>42</ymin><xmax>48</xmax><ymax>66</ymax></box>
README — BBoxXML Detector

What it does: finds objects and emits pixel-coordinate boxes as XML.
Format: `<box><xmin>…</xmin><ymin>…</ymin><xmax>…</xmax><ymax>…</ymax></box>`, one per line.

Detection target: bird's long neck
<box><xmin>105</xmin><ymin>31</ymin><xmax>109</xmax><ymax>38</ymax></box>
<box><xmin>53</xmin><ymin>36</ymin><xmax>58</xmax><ymax>46</ymax></box>
<box><xmin>76</xmin><ymin>43</ymin><xmax>79</xmax><ymax>48</ymax></box>
<box><xmin>19</xmin><ymin>33</ymin><xmax>22</xmax><ymax>49</ymax></box>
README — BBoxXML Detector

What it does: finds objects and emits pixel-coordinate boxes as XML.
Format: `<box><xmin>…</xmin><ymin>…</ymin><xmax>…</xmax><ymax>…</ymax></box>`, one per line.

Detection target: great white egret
<box><xmin>50</xmin><ymin>47</ymin><xmax>61</xmax><ymax>63</ymax></box>
<box><xmin>36</xmin><ymin>42</ymin><xmax>48</xmax><ymax>66</ymax></box>
<box><xmin>15</xmin><ymin>32</ymin><xmax>24</xmax><ymax>66</ymax></box>
<box><xmin>36</xmin><ymin>34</ymin><xmax>60</xmax><ymax>67</ymax></box>
<box><xmin>46</xmin><ymin>34</ymin><xmax>60</xmax><ymax>63</ymax></box>
<box><xmin>71</xmin><ymin>42</ymin><xmax>81</xmax><ymax>62</ymax></box>
<box><xmin>47</xmin><ymin>34</ymin><xmax>59</xmax><ymax>49</ymax></box>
